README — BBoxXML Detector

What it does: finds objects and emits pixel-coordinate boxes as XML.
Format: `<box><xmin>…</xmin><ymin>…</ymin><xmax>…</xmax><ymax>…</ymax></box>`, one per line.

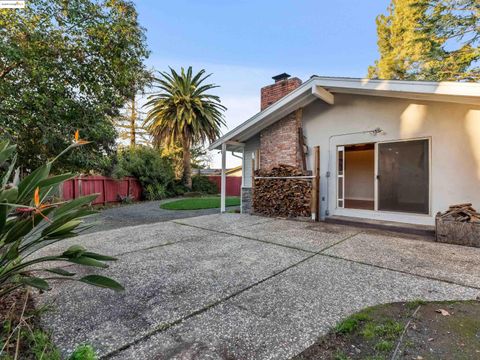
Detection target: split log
<box><xmin>436</xmin><ymin>203</ymin><xmax>480</xmax><ymax>247</ymax></box>
<box><xmin>438</xmin><ymin>203</ymin><xmax>480</xmax><ymax>223</ymax></box>
<box><xmin>252</xmin><ymin>164</ymin><xmax>312</xmax><ymax>218</ymax></box>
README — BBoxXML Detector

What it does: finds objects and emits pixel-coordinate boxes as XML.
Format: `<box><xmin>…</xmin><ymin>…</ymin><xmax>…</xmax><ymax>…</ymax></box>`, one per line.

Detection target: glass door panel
<box><xmin>377</xmin><ymin>139</ymin><xmax>429</xmax><ymax>214</ymax></box>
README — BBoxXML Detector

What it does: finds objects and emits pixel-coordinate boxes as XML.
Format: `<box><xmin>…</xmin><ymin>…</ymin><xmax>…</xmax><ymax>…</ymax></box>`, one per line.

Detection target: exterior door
<box><xmin>337</xmin><ymin>146</ymin><xmax>345</xmax><ymax>208</ymax></box>
<box><xmin>377</xmin><ymin>139</ymin><xmax>429</xmax><ymax>214</ymax></box>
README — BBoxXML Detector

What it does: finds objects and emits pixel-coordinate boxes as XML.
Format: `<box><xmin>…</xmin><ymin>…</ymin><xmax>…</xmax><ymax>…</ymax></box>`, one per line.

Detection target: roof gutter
<box><xmin>209</xmin><ymin>76</ymin><xmax>480</xmax><ymax>151</ymax></box>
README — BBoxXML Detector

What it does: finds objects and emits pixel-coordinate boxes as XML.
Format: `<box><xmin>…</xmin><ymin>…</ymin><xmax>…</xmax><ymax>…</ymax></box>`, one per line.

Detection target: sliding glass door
<box><xmin>377</xmin><ymin>139</ymin><xmax>429</xmax><ymax>214</ymax></box>
<box><xmin>337</xmin><ymin>146</ymin><xmax>345</xmax><ymax>208</ymax></box>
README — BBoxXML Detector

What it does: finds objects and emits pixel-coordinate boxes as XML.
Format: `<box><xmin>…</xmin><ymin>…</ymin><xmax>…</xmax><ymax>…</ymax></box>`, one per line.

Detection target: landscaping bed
<box><xmin>160</xmin><ymin>196</ymin><xmax>240</xmax><ymax>210</ymax></box>
<box><xmin>0</xmin><ymin>289</ymin><xmax>97</xmax><ymax>360</ymax></box>
<box><xmin>293</xmin><ymin>300</ymin><xmax>480</xmax><ymax>360</ymax></box>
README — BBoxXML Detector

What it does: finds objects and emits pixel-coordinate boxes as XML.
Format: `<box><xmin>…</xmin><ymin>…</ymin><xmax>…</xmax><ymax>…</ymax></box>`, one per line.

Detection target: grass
<box><xmin>294</xmin><ymin>300</ymin><xmax>480</xmax><ymax>360</ymax></box>
<box><xmin>335</xmin><ymin>312</ymin><xmax>371</xmax><ymax>334</ymax></box>
<box><xmin>160</xmin><ymin>196</ymin><xmax>240</xmax><ymax>210</ymax></box>
<box><xmin>360</xmin><ymin>319</ymin><xmax>403</xmax><ymax>340</ymax></box>
<box><xmin>69</xmin><ymin>344</ymin><xmax>97</xmax><ymax>360</ymax></box>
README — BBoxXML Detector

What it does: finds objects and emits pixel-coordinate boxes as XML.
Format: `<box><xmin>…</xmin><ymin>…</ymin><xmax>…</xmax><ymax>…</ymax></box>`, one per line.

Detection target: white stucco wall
<box><xmin>301</xmin><ymin>93</ymin><xmax>480</xmax><ymax>225</ymax></box>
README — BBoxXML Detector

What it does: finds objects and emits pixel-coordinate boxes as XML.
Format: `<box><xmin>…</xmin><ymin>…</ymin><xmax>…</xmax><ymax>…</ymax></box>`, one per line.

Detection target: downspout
<box><xmin>232</xmin><ymin>152</ymin><xmax>243</xmax><ymax>160</ymax></box>
<box><xmin>325</xmin><ymin>128</ymin><xmax>383</xmax><ymax>217</ymax></box>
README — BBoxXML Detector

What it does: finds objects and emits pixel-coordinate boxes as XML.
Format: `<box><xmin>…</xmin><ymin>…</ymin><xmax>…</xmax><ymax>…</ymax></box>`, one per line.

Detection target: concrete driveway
<box><xmin>84</xmin><ymin>200</ymin><xmax>240</xmax><ymax>233</ymax></box>
<box><xmin>36</xmin><ymin>214</ymin><xmax>480</xmax><ymax>359</ymax></box>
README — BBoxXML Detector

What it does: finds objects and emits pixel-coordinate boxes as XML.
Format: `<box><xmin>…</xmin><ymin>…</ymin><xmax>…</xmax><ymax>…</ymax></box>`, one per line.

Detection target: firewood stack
<box><xmin>437</xmin><ymin>203</ymin><xmax>480</xmax><ymax>223</ymax></box>
<box><xmin>253</xmin><ymin>164</ymin><xmax>312</xmax><ymax>218</ymax></box>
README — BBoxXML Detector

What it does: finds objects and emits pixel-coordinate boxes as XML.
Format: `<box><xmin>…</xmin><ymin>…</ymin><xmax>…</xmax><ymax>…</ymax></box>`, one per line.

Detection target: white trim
<box><xmin>345</xmin><ymin>197</ymin><xmax>375</xmax><ymax>201</ymax></box>
<box><xmin>334</xmin><ymin>208</ymin><xmax>434</xmax><ymax>226</ymax></box>
<box><xmin>209</xmin><ymin>76</ymin><xmax>480</xmax><ymax>151</ymax></box>
<box><xmin>220</xmin><ymin>143</ymin><xmax>226</xmax><ymax>213</ymax></box>
<box><xmin>374</xmin><ymin>142</ymin><xmax>379</xmax><ymax>212</ymax></box>
<box><xmin>315</xmin><ymin>76</ymin><xmax>480</xmax><ymax>98</ymax></box>
<box><xmin>337</xmin><ymin>146</ymin><xmax>345</xmax><ymax>209</ymax></box>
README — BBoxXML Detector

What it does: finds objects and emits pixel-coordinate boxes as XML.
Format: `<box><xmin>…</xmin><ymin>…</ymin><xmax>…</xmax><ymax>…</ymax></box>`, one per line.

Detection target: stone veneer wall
<box><xmin>241</xmin><ymin>187</ymin><xmax>253</xmax><ymax>214</ymax></box>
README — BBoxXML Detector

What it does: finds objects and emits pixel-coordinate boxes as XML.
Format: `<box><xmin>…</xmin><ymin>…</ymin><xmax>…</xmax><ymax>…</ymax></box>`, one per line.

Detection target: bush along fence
<box><xmin>207</xmin><ymin>176</ymin><xmax>242</xmax><ymax>196</ymax></box>
<box><xmin>61</xmin><ymin>176</ymin><xmax>142</xmax><ymax>205</ymax></box>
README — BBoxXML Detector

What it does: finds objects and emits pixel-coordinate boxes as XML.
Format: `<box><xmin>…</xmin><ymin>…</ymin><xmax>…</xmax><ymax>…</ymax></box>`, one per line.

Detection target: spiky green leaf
<box><xmin>79</xmin><ymin>275</ymin><xmax>124</xmax><ymax>291</ymax></box>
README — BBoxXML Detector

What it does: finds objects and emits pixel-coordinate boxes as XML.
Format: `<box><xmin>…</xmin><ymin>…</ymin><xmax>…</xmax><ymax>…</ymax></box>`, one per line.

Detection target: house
<box><xmin>224</xmin><ymin>165</ymin><xmax>242</xmax><ymax>177</ymax></box>
<box><xmin>210</xmin><ymin>74</ymin><xmax>480</xmax><ymax>226</ymax></box>
<box><xmin>195</xmin><ymin>166</ymin><xmax>242</xmax><ymax>177</ymax></box>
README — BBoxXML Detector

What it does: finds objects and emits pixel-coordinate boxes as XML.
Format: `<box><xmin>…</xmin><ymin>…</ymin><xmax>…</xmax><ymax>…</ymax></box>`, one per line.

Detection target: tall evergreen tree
<box><xmin>369</xmin><ymin>0</ymin><xmax>479</xmax><ymax>81</ymax></box>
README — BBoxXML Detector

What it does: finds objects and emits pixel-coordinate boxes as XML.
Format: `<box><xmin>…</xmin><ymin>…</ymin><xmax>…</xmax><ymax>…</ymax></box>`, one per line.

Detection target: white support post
<box><xmin>240</xmin><ymin>146</ymin><xmax>244</xmax><ymax>214</ymax></box>
<box><xmin>220</xmin><ymin>142</ymin><xmax>227</xmax><ymax>213</ymax></box>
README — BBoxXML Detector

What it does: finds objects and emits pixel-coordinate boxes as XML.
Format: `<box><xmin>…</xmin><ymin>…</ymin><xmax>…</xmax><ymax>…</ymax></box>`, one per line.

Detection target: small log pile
<box><xmin>437</xmin><ymin>203</ymin><xmax>480</xmax><ymax>223</ymax></box>
<box><xmin>253</xmin><ymin>164</ymin><xmax>312</xmax><ymax>218</ymax></box>
<box><xmin>436</xmin><ymin>203</ymin><xmax>480</xmax><ymax>247</ymax></box>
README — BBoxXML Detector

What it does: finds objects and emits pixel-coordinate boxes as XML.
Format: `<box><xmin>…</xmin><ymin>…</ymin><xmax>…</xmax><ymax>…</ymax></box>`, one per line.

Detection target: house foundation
<box><xmin>241</xmin><ymin>187</ymin><xmax>253</xmax><ymax>214</ymax></box>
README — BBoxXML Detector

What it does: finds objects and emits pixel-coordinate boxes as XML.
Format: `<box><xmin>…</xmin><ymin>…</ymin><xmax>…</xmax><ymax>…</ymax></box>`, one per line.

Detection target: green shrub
<box><xmin>183</xmin><ymin>191</ymin><xmax>203</xmax><ymax>198</ymax></box>
<box><xmin>191</xmin><ymin>175</ymin><xmax>218</xmax><ymax>194</ymax></box>
<box><xmin>145</xmin><ymin>183</ymin><xmax>167</xmax><ymax>201</ymax></box>
<box><xmin>0</xmin><ymin>139</ymin><xmax>123</xmax><ymax>298</ymax></box>
<box><xmin>113</xmin><ymin>146</ymin><xmax>174</xmax><ymax>199</ymax></box>
<box><xmin>166</xmin><ymin>180</ymin><xmax>189</xmax><ymax>197</ymax></box>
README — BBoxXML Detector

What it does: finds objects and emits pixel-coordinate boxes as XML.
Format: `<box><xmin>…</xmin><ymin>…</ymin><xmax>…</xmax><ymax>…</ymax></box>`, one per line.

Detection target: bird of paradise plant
<box><xmin>0</xmin><ymin>131</ymin><xmax>123</xmax><ymax>298</ymax></box>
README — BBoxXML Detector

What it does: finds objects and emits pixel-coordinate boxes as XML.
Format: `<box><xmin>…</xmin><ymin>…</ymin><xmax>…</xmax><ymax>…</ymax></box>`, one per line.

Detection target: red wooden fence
<box><xmin>207</xmin><ymin>176</ymin><xmax>242</xmax><ymax>196</ymax></box>
<box><xmin>62</xmin><ymin>176</ymin><xmax>142</xmax><ymax>205</ymax></box>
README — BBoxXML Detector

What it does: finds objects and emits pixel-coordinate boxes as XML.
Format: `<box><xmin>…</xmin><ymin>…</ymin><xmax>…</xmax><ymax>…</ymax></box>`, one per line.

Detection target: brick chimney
<box><xmin>258</xmin><ymin>74</ymin><xmax>304</xmax><ymax>171</ymax></box>
<box><xmin>260</xmin><ymin>73</ymin><xmax>302</xmax><ymax>111</ymax></box>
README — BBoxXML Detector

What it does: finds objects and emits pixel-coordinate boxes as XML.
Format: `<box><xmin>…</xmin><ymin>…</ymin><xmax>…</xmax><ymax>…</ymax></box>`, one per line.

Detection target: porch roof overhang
<box><xmin>209</xmin><ymin>76</ymin><xmax>480</xmax><ymax>151</ymax></box>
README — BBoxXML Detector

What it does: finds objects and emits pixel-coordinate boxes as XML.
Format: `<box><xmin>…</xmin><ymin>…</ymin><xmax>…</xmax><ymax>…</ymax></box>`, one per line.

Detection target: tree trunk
<box><xmin>130</xmin><ymin>97</ymin><xmax>136</xmax><ymax>148</ymax></box>
<box><xmin>182</xmin><ymin>139</ymin><xmax>192</xmax><ymax>189</ymax></box>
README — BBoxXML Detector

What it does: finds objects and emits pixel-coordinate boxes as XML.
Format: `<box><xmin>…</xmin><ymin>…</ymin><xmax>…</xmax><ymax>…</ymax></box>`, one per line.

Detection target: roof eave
<box><xmin>209</xmin><ymin>77</ymin><xmax>319</xmax><ymax>150</ymax></box>
<box><xmin>209</xmin><ymin>77</ymin><xmax>480</xmax><ymax>151</ymax></box>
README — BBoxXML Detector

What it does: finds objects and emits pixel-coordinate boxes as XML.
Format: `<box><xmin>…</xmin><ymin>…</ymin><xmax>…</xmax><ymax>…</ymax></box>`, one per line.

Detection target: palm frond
<box><xmin>144</xmin><ymin>66</ymin><xmax>226</xmax><ymax>148</ymax></box>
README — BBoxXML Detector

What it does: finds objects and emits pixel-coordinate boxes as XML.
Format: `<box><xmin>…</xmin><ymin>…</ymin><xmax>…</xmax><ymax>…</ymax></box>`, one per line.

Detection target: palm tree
<box><xmin>144</xmin><ymin>67</ymin><xmax>226</xmax><ymax>189</ymax></box>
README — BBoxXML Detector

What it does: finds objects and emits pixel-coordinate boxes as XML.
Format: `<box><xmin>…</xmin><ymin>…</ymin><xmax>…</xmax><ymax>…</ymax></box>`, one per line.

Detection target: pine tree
<box><xmin>369</xmin><ymin>0</ymin><xmax>479</xmax><ymax>81</ymax></box>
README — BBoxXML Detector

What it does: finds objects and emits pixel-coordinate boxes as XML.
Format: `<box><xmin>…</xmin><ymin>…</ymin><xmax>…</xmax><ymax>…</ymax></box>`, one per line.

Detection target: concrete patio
<box><xmin>35</xmin><ymin>214</ymin><xmax>480</xmax><ymax>359</ymax></box>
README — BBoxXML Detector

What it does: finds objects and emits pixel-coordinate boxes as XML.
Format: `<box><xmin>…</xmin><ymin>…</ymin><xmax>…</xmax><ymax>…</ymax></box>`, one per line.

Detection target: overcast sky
<box><xmin>134</xmin><ymin>0</ymin><xmax>390</xmax><ymax>168</ymax></box>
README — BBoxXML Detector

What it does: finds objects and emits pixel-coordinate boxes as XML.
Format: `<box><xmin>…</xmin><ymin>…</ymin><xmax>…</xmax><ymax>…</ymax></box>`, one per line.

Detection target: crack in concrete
<box><xmin>173</xmin><ymin>221</ymin><xmax>323</xmax><ymax>254</ymax></box>
<box><xmin>100</xmin><ymin>225</ymin><xmax>360</xmax><ymax>359</ymax></box>
<box><xmin>97</xmin><ymin>217</ymin><xmax>479</xmax><ymax>358</ymax></box>
<box><xmin>101</xmin><ymin>249</ymin><xmax>317</xmax><ymax>359</ymax></box>
<box><xmin>180</xmin><ymin>220</ymin><xmax>480</xmax><ymax>291</ymax></box>
<box><xmin>319</xmin><ymin>252</ymin><xmax>480</xmax><ymax>291</ymax></box>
